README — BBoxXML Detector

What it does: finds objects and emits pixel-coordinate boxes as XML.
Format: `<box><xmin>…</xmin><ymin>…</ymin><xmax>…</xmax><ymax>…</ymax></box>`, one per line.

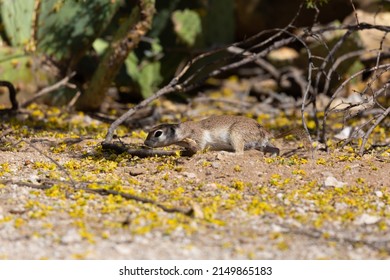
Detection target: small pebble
<box><xmin>61</xmin><ymin>228</ymin><xmax>82</xmax><ymax>244</ymax></box>
<box><xmin>334</xmin><ymin>127</ymin><xmax>352</xmax><ymax>140</ymax></box>
<box><xmin>354</xmin><ymin>214</ymin><xmax>380</xmax><ymax>225</ymax></box>
<box><xmin>375</xmin><ymin>191</ymin><xmax>383</xmax><ymax>198</ymax></box>
<box><xmin>182</xmin><ymin>172</ymin><xmax>196</xmax><ymax>179</ymax></box>
<box><xmin>190</xmin><ymin>202</ymin><xmax>204</xmax><ymax>219</ymax></box>
<box><xmin>129</xmin><ymin>168</ymin><xmax>146</xmax><ymax>176</ymax></box>
<box><xmin>324</xmin><ymin>176</ymin><xmax>346</xmax><ymax>188</ymax></box>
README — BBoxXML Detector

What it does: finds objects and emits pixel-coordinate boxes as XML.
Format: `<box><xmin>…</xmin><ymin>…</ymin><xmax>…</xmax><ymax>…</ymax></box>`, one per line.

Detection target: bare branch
<box><xmin>0</xmin><ymin>80</ymin><xmax>18</xmax><ymax>110</ymax></box>
<box><xmin>0</xmin><ymin>127</ymin><xmax>13</xmax><ymax>139</ymax></box>
<box><xmin>359</xmin><ymin>102</ymin><xmax>390</xmax><ymax>156</ymax></box>
<box><xmin>0</xmin><ymin>179</ymin><xmax>193</xmax><ymax>216</ymax></box>
<box><xmin>21</xmin><ymin>72</ymin><xmax>76</xmax><ymax>108</ymax></box>
<box><xmin>322</xmin><ymin>64</ymin><xmax>390</xmax><ymax>147</ymax></box>
<box><xmin>13</xmin><ymin>139</ymin><xmax>76</xmax><ymax>188</ymax></box>
<box><xmin>85</xmin><ymin>187</ymin><xmax>193</xmax><ymax>215</ymax></box>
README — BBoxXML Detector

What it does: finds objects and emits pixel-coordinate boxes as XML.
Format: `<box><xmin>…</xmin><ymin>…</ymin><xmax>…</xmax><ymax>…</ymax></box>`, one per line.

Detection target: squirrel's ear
<box><xmin>169</xmin><ymin>124</ymin><xmax>179</xmax><ymax>135</ymax></box>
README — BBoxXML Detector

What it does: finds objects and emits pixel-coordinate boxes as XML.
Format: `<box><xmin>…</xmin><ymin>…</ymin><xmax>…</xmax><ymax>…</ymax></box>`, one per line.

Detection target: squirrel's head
<box><xmin>144</xmin><ymin>124</ymin><xmax>179</xmax><ymax>147</ymax></box>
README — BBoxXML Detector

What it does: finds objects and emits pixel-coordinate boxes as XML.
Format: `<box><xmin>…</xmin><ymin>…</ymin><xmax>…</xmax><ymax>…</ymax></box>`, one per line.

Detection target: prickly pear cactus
<box><xmin>37</xmin><ymin>0</ymin><xmax>121</xmax><ymax>62</ymax></box>
<box><xmin>0</xmin><ymin>0</ymin><xmax>120</xmax><ymax>60</ymax></box>
<box><xmin>171</xmin><ymin>9</ymin><xmax>202</xmax><ymax>47</ymax></box>
<box><xmin>0</xmin><ymin>46</ymin><xmax>53</xmax><ymax>88</ymax></box>
<box><xmin>0</xmin><ymin>0</ymin><xmax>35</xmax><ymax>47</ymax></box>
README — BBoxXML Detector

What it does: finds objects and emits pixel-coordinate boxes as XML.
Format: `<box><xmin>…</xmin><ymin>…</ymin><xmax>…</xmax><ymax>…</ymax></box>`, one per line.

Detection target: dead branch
<box><xmin>0</xmin><ymin>80</ymin><xmax>18</xmax><ymax>110</ymax></box>
<box><xmin>84</xmin><ymin>187</ymin><xmax>193</xmax><ymax>215</ymax></box>
<box><xmin>359</xmin><ymin>105</ymin><xmax>390</xmax><ymax>155</ymax></box>
<box><xmin>330</xmin><ymin>76</ymin><xmax>389</xmax><ymax>154</ymax></box>
<box><xmin>227</xmin><ymin>46</ymin><xmax>281</xmax><ymax>80</ymax></box>
<box><xmin>0</xmin><ymin>127</ymin><xmax>13</xmax><ymax>139</ymax></box>
<box><xmin>313</xmin><ymin>29</ymin><xmax>354</xmax><ymax>97</ymax></box>
<box><xmin>101</xmin><ymin>4</ymin><xmax>389</xmax><ymax>157</ymax></box>
<box><xmin>340</xmin><ymin>116</ymin><xmax>375</xmax><ymax>149</ymax></box>
<box><xmin>101</xmin><ymin>142</ymin><xmax>195</xmax><ymax>157</ymax></box>
<box><xmin>103</xmin><ymin>3</ymin><xmax>308</xmax><ymax>144</ymax></box>
<box><xmin>66</xmin><ymin>90</ymin><xmax>81</xmax><ymax>110</ymax></box>
<box><xmin>103</xmin><ymin>35</ymin><xmax>299</xmax><ymax>145</ymax></box>
<box><xmin>321</xmin><ymin>63</ymin><xmax>390</xmax><ymax>147</ymax></box>
<box><xmin>275</xmin><ymin>29</ymin><xmax>315</xmax><ymax>142</ymax></box>
<box><xmin>0</xmin><ymin>178</ymin><xmax>193</xmax><ymax>216</ymax></box>
<box><xmin>0</xmin><ymin>180</ymin><xmax>53</xmax><ymax>190</ymax></box>
<box><xmin>322</xmin><ymin>50</ymin><xmax>366</xmax><ymax>95</ymax></box>
<box><xmin>282</xmin><ymin>221</ymin><xmax>390</xmax><ymax>254</ymax></box>
<box><xmin>12</xmin><ymin>139</ymin><xmax>76</xmax><ymax>187</ymax></box>
<box><xmin>316</xmin><ymin>22</ymin><xmax>390</xmax><ymax>34</ymax></box>
<box><xmin>21</xmin><ymin>72</ymin><xmax>76</xmax><ymax>108</ymax></box>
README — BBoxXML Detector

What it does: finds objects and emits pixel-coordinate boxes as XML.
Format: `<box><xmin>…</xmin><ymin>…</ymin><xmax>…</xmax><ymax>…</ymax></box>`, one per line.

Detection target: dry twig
<box><xmin>0</xmin><ymin>178</ymin><xmax>193</xmax><ymax>216</ymax></box>
<box><xmin>12</xmin><ymin>139</ymin><xmax>76</xmax><ymax>187</ymax></box>
<box><xmin>99</xmin><ymin>2</ymin><xmax>389</xmax><ymax>156</ymax></box>
<box><xmin>104</xmin><ymin>4</ymin><xmax>307</xmax><ymax>144</ymax></box>
<box><xmin>0</xmin><ymin>80</ymin><xmax>18</xmax><ymax>110</ymax></box>
<box><xmin>21</xmin><ymin>72</ymin><xmax>76</xmax><ymax>108</ymax></box>
<box><xmin>84</xmin><ymin>187</ymin><xmax>193</xmax><ymax>215</ymax></box>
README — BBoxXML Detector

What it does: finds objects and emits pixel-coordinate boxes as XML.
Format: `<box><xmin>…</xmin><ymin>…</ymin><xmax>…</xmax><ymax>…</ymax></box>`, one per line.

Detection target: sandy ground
<box><xmin>1</xmin><ymin>126</ymin><xmax>389</xmax><ymax>259</ymax></box>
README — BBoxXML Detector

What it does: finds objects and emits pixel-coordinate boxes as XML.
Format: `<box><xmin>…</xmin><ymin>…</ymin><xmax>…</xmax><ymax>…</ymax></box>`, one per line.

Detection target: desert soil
<box><xmin>0</xmin><ymin>101</ymin><xmax>389</xmax><ymax>260</ymax></box>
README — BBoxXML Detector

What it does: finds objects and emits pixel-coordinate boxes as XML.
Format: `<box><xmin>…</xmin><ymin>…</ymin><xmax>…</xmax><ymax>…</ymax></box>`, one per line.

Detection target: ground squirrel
<box><xmin>144</xmin><ymin>115</ymin><xmax>286</xmax><ymax>155</ymax></box>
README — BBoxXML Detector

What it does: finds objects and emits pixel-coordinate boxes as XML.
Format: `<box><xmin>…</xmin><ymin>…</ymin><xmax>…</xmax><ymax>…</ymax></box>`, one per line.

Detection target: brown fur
<box><xmin>145</xmin><ymin>115</ymin><xmax>279</xmax><ymax>155</ymax></box>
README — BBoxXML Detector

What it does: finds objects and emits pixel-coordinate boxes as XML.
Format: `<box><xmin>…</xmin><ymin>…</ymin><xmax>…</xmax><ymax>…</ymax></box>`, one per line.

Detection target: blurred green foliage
<box><xmin>0</xmin><ymin>0</ymin><xmax>235</xmax><ymax>106</ymax></box>
<box><xmin>37</xmin><ymin>0</ymin><xmax>120</xmax><ymax>63</ymax></box>
<box><xmin>172</xmin><ymin>9</ymin><xmax>202</xmax><ymax>46</ymax></box>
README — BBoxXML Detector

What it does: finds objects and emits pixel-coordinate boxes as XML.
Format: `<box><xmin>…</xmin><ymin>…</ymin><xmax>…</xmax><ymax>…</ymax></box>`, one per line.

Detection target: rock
<box><xmin>61</xmin><ymin>228</ymin><xmax>82</xmax><ymax>244</ymax></box>
<box><xmin>354</xmin><ymin>214</ymin><xmax>380</xmax><ymax>225</ymax></box>
<box><xmin>129</xmin><ymin>168</ymin><xmax>146</xmax><ymax>176</ymax></box>
<box><xmin>335</xmin><ymin>202</ymin><xmax>348</xmax><ymax>211</ymax></box>
<box><xmin>270</xmin><ymin>224</ymin><xmax>287</xmax><ymax>233</ymax></box>
<box><xmin>334</xmin><ymin>127</ymin><xmax>352</xmax><ymax>140</ymax></box>
<box><xmin>216</xmin><ymin>152</ymin><xmax>233</xmax><ymax>160</ymax></box>
<box><xmin>344</xmin><ymin>10</ymin><xmax>390</xmax><ymax>60</ymax></box>
<box><xmin>182</xmin><ymin>172</ymin><xmax>196</xmax><ymax>179</ymax></box>
<box><xmin>190</xmin><ymin>202</ymin><xmax>204</xmax><ymax>219</ymax></box>
<box><xmin>27</xmin><ymin>174</ymin><xmax>40</xmax><ymax>184</ymax></box>
<box><xmin>268</xmin><ymin>47</ymin><xmax>299</xmax><ymax>63</ymax></box>
<box><xmin>114</xmin><ymin>245</ymin><xmax>132</xmax><ymax>255</ymax></box>
<box><xmin>251</xmin><ymin>79</ymin><xmax>278</xmax><ymax>94</ymax></box>
<box><xmin>203</xmin><ymin>183</ymin><xmax>217</xmax><ymax>192</ymax></box>
<box><xmin>324</xmin><ymin>176</ymin><xmax>346</xmax><ymax>188</ymax></box>
<box><xmin>8</xmin><ymin>206</ymin><xmax>26</xmax><ymax>215</ymax></box>
<box><xmin>375</xmin><ymin>191</ymin><xmax>383</xmax><ymax>198</ymax></box>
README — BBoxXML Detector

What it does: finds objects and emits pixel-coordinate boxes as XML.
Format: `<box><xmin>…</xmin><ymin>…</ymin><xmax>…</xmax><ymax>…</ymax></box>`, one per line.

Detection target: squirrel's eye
<box><xmin>154</xmin><ymin>130</ymin><xmax>163</xmax><ymax>138</ymax></box>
